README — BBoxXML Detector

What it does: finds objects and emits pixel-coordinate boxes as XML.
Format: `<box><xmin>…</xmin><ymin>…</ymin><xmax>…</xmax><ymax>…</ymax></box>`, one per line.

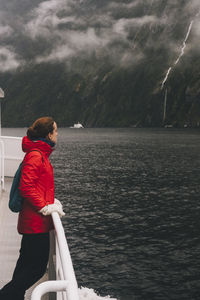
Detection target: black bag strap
<box><xmin>25</xmin><ymin>150</ymin><xmax>44</xmax><ymax>162</ymax></box>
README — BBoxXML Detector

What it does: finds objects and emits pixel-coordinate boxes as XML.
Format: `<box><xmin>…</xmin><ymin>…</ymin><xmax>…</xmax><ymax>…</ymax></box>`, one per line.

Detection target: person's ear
<box><xmin>47</xmin><ymin>133</ymin><xmax>51</xmax><ymax>140</ymax></box>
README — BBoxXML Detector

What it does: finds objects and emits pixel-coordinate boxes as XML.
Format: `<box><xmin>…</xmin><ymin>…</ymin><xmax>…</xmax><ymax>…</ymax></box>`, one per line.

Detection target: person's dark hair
<box><xmin>27</xmin><ymin>117</ymin><xmax>55</xmax><ymax>140</ymax></box>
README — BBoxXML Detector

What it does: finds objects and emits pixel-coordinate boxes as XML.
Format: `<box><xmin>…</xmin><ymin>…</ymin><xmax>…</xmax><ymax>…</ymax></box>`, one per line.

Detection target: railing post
<box><xmin>49</xmin><ymin>231</ymin><xmax>56</xmax><ymax>300</ymax></box>
<box><xmin>51</xmin><ymin>212</ymin><xmax>79</xmax><ymax>300</ymax></box>
<box><xmin>0</xmin><ymin>139</ymin><xmax>2</xmax><ymax>189</ymax></box>
<box><xmin>0</xmin><ymin>139</ymin><xmax>5</xmax><ymax>191</ymax></box>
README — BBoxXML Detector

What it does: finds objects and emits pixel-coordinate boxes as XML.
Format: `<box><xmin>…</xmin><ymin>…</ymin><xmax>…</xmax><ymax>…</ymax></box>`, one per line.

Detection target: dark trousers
<box><xmin>0</xmin><ymin>232</ymin><xmax>50</xmax><ymax>300</ymax></box>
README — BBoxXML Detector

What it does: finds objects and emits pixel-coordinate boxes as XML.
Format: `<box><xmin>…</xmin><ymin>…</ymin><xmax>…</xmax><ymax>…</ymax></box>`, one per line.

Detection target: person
<box><xmin>0</xmin><ymin>116</ymin><xmax>65</xmax><ymax>300</ymax></box>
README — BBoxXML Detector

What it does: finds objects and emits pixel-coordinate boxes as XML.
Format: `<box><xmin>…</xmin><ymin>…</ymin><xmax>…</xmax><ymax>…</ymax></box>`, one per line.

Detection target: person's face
<box><xmin>48</xmin><ymin>122</ymin><xmax>58</xmax><ymax>144</ymax></box>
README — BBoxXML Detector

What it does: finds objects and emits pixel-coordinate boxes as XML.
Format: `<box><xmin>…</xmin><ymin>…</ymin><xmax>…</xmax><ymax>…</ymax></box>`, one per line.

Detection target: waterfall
<box><xmin>160</xmin><ymin>13</ymin><xmax>199</xmax><ymax>126</ymax></box>
<box><xmin>163</xmin><ymin>88</ymin><xmax>167</xmax><ymax>124</ymax></box>
<box><xmin>161</xmin><ymin>68</ymin><xmax>172</xmax><ymax>90</ymax></box>
<box><xmin>161</xmin><ymin>19</ymin><xmax>195</xmax><ymax>90</ymax></box>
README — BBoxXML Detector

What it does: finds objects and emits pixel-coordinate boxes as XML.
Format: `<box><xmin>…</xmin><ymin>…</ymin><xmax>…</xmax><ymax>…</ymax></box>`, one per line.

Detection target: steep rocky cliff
<box><xmin>0</xmin><ymin>0</ymin><xmax>200</xmax><ymax>127</ymax></box>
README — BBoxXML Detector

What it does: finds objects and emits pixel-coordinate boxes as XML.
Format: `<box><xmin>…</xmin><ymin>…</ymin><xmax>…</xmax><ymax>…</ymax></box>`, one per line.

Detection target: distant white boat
<box><xmin>70</xmin><ymin>122</ymin><xmax>84</xmax><ymax>129</ymax></box>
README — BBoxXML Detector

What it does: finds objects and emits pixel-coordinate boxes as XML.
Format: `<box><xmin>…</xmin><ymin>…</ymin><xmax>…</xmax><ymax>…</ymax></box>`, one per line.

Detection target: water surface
<box><xmin>3</xmin><ymin>128</ymin><xmax>200</xmax><ymax>300</ymax></box>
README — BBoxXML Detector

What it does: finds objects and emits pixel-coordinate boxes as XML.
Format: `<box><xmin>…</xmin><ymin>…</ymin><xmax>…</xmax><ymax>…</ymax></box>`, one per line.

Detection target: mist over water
<box><xmin>3</xmin><ymin>127</ymin><xmax>200</xmax><ymax>300</ymax></box>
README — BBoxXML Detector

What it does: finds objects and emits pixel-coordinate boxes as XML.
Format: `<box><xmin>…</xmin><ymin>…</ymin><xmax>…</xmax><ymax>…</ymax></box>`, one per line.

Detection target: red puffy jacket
<box><xmin>18</xmin><ymin>136</ymin><xmax>55</xmax><ymax>234</ymax></box>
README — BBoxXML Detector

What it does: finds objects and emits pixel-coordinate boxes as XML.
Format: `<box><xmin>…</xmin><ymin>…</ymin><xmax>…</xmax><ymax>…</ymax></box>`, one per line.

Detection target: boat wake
<box><xmin>79</xmin><ymin>287</ymin><xmax>117</xmax><ymax>300</ymax></box>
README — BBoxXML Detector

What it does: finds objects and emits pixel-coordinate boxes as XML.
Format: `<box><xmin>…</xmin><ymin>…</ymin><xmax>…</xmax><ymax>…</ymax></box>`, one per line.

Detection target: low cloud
<box><xmin>186</xmin><ymin>0</ymin><xmax>200</xmax><ymax>14</ymax></box>
<box><xmin>112</xmin><ymin>16</ymin><xmax>160</xmax><ymax>36</ymax></box>
<box><xmin>26</xmin><ymin>0</ymin><xmax>74</xmax><ymax>39</ymax></box>
<box><xmin>36</xmin><ymin>27</ymin><xmax>109</xmax><ymax>63</ymax></box>
<box><xmin>0</xmin><ymin>47</ymin><xmax>21</xmax><ymax>72</ymax></box>
<box><xmin>1</xmin><ymin>0</ymin><xmax>200</xmax><ymax>71</ymax></box>
<box><xmin>0</xmin><ymin>25</ymin><xmax>13</xmax><ymax>38</ymax></box>
<box><xmin>108</xmin><ymin>1</ymin><xmax>139</xmax><ymax>10</ymax></box>
<box><xmin>24</xmin><ymin>0</ymin><xmax>164</xmax><ymax>67</ymax></box>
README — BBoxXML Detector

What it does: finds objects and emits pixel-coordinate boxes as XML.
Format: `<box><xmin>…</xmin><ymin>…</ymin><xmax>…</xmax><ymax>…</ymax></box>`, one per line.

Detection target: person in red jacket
<box><xmin>0</xmin><ymin>117</ymin><xmax>64</xmax><ymax>300</ymax></box>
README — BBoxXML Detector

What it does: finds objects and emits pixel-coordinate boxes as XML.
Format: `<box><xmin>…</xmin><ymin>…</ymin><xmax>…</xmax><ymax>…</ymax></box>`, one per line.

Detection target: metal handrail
<box><xmin>31</xmin><ymin>281</ymin><xmax>69</xmax><ymax>299</ymax></box>
<box><xmin>31</xmin><ymin>211</ymin><xmax>79</xmax><ymax>300</ymax></box>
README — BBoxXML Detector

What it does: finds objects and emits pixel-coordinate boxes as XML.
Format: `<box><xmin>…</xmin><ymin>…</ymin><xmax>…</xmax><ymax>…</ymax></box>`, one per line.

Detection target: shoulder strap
<box><xmin>25</xmin><ymin>150</ymin><xmax>44</xmax><ymax>162</ymax></box>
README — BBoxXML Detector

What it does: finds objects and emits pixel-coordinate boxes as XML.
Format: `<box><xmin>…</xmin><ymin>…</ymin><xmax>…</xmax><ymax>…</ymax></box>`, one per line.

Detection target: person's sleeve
<box><xmin>19</xmin><ymin>152</ymin><xmax>46</xmax><ymax>211</ymax></box>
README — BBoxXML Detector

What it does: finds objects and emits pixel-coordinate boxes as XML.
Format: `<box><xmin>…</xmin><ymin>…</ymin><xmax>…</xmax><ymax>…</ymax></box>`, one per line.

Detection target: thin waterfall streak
<box><xmin>161</xmin><ymin>19</ymin><xmax>195</xmax><ymax>90</ymax></box>
<box><xmin>174</xmin><ymin>20</ymin><xmax>193</xmax><ymax>65</ymax></box>
<box><xmin>161</xmin><ymin>67</ymin><xmax>172</xmax><ymax>90</ymax></box>
<box><xmin>163</xmin><ymin>88</ymin><xmax>167</xmax><ymax>123</ymax></box>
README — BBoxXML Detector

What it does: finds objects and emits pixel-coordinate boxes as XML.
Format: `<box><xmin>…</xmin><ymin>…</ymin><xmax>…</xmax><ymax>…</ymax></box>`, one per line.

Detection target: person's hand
<box><xmin>54</xmin><ymin>198</ymin><xmax>62</xmax><ymax>208</ymax></box>
<box><xmin>39</xmin><ymin>203</ymin><xmax>65</xmax><ymax>217</ymax></box>
<box><xmin>55</xmin><ymin>198</ymin><xmax>69</xmax><ymax>213</ymax></box>
<box><xmin>54</xmin><ymin>198</ymin><xmax>65</xmax><ymax>216</ymax></box>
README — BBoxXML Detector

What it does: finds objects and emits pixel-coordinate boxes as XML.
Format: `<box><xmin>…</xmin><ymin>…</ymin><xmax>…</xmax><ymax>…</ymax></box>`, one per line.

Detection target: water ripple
<box><xmin>51</xmin><ymin>128</ymin><xmax>200</xmax><ymax>300</ymax></box>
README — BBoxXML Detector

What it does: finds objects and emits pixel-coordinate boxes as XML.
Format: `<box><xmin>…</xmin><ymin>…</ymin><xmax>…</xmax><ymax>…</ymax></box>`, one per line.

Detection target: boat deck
<box><xmin>0</xmin><ymin>178</ymin><xmax>47</xmax><ymax>300</ymax></box>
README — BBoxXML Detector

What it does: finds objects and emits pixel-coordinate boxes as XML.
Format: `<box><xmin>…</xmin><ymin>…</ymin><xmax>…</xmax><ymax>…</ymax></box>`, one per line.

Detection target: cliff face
<box><xmin>0</xmin><ymin>0</ymin><xmax>200</xmax><ymax>127</ymax></box>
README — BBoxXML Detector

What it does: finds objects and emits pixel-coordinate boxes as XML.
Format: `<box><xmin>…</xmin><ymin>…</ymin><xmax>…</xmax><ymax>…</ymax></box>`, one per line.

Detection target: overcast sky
<box><xmin>0</xmin><ymin>0</ymin><xmax>200</xmax><ymax>72</ymax></box>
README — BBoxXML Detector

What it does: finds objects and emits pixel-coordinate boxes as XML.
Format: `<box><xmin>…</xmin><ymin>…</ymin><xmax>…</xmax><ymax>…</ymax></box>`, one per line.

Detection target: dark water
<box><xmin>3</xmin><ymin>128</ymin><xmax>200</xmax><ymax>300</ymax></box>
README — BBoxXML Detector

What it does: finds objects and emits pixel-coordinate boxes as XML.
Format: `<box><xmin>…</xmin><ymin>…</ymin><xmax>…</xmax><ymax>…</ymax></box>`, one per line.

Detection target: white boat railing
<box><xmin>0</xmin><ymin>136</ymin><xmax>23</xmax><ymax>178</ymax></box>
<box><xmin>0</xmin><ymin>138</ymin><xmax>5</xmax><ymax>190</ymax></box>
<box><xmin>0</xmin><ymin>135</ymin><xmax>23</xmax><ymax>191</ymax></box>
<box><xmin>31</xmin><ymin>211</ymin><xmax>79</xmax><ymax>300</ymax></box>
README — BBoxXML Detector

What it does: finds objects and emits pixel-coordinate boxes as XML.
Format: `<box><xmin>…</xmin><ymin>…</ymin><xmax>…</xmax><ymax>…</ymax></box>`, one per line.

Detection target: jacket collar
<box><xmin>22</xmin><ymin>136</ymin><xmax>54</xmax><ymax>157</ymax></box>
<box><xmin>34</xmin><ymin>137</ymin><xmax>55</xmax><ymax>148</ymax></box>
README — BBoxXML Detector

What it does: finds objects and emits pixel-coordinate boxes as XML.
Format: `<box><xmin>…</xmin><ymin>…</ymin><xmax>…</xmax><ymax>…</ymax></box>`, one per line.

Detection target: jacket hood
<box><xmin>22</xmin><ymin>136</ymin><xmax>53</xmax><ymax>157</ymax></box>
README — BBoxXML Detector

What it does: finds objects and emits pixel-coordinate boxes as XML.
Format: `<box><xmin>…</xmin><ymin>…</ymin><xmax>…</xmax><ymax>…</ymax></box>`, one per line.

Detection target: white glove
<box><xmin>54</xmin><ymin>198</ymin><xmax>65</xmax><ymax>216</ymax></box>
<box><xmin>39</xmin><ymin>202</ymin><xmax>65</xmax><ymax>217</ymax></box>
<box><xmin>55</xmin><ymin>198</ymin><xmax>69</xmax><ymax>214</ymax></box>
<box><xmin>54</xmin><ymin>198</ymin><xmax>62</xmax><ymax>208</ymax></box>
